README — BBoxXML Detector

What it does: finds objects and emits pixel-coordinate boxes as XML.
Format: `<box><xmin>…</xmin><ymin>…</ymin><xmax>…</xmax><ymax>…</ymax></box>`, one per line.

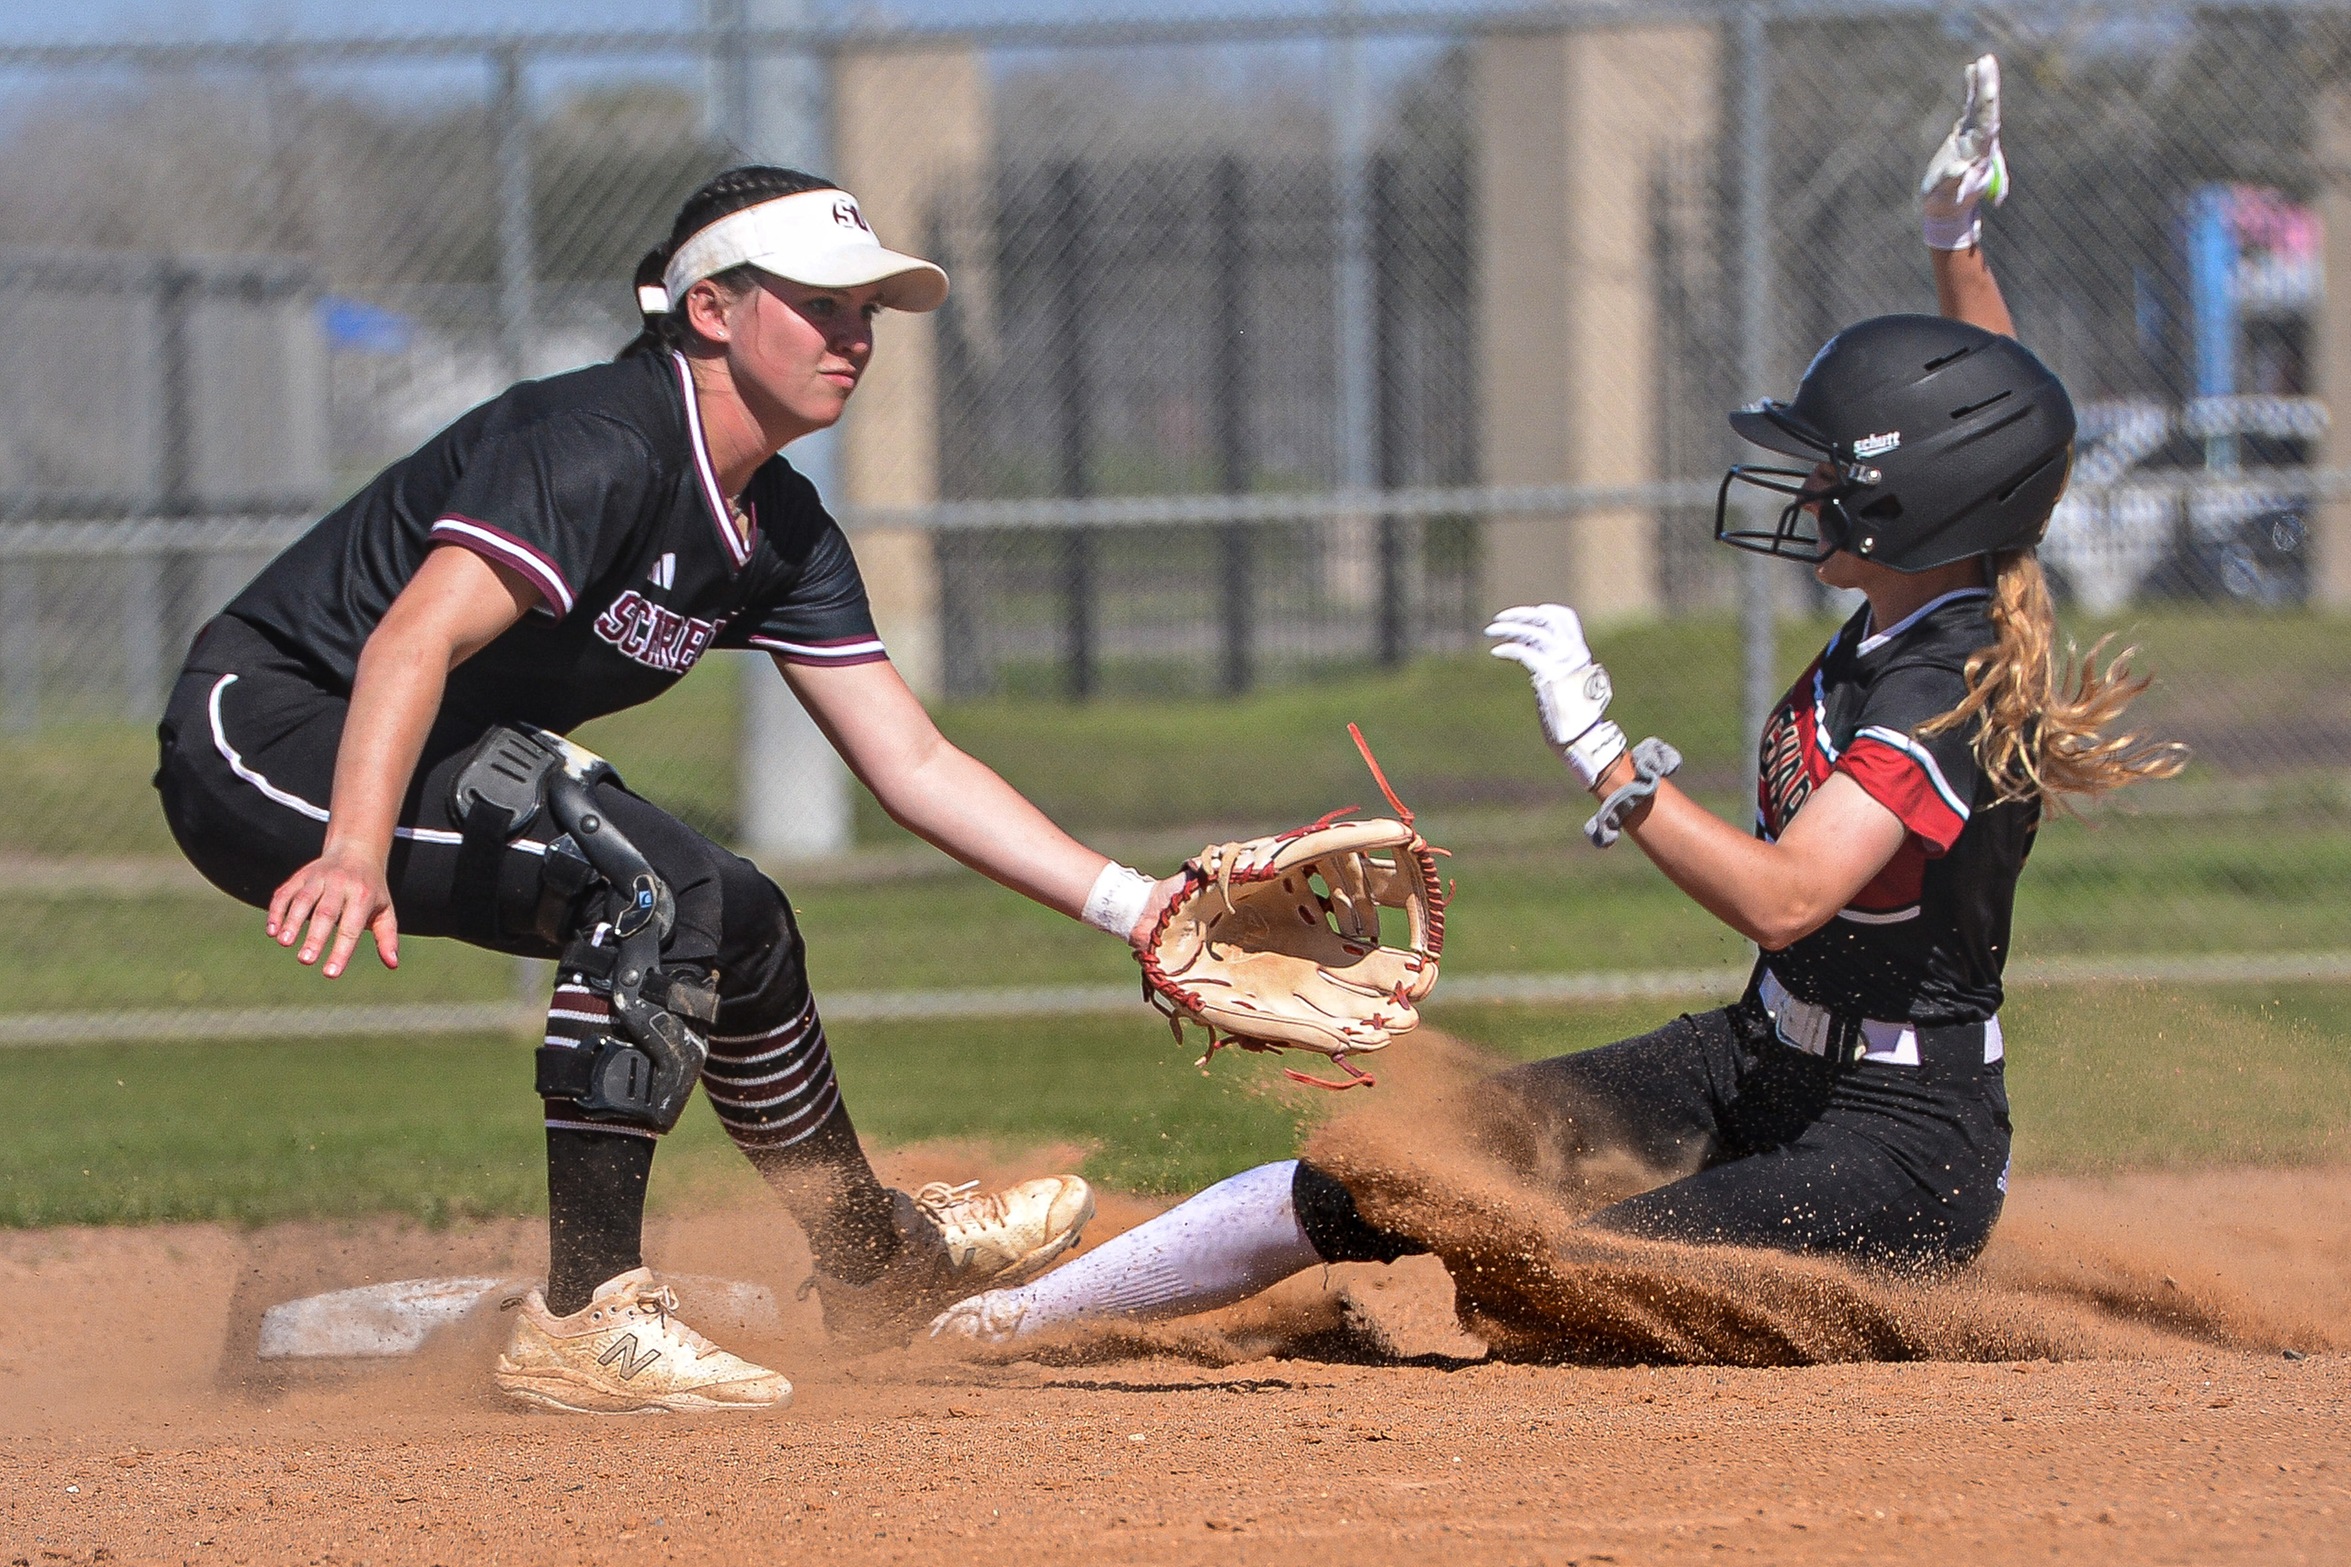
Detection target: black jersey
<box><xmin>223</xmin><ymin>350</ymin><xmax>885</xmax><ymax>734</ymax></box>
<box><xmin>1752</xmin><ymin>588</ymin><xmax>2036</xmax><ymax>1025</ymax></box>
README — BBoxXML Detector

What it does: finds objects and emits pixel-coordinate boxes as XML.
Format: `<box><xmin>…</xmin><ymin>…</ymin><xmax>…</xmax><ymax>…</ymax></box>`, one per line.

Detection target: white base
<box><xmin>257</xmin><ymin>1274</ymin><xmax>781</xmax><ymax>1360</ymax></box>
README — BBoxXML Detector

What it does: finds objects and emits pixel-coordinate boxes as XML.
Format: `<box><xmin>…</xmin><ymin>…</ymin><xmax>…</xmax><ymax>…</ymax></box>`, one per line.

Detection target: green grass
<box><xmin>7</xmin><ymin>607</ymin><xmax>2345</xmax><ymax>1230</ymax></box>
<box><xmin>15</xmin><ymin>894</ymin><xmax>526</xmax><ymax>1012</ymax></box>
<box><xmin>15</xmin><ymin>604</ymin><xmax>2347</xmax><ymax>854</ymax></box>
<box><xmin>2091</xmin><ymin>606</ymin><xmax>2351</xmax><ymax>733</ymax></box>
<box><xmin>0</xmin><ymin>1014</ymin><xmax>1312</xmax><ymax>1228</ymax></box>
<box><xmin>2014</xmin><ymin>810</ymin><xmax>2351</xmax><ymax>954</ymax></box>
<box><xmin>1431</xmin><ymin>983</ymin><xmax>2351</xmax><ymax>1175</ymax></box>
<box><xmin>1994</xmin><ymin>983</ymin><xmax>2351</xmax><ymax>1171</ymax></box>
<box><xmin>13</xmin><ymin>799</ymin><xmax>2343</xmax><ymax>1015</ymax></box>
<box><xmin>7</xmin><ymin>982</ymin><xmax>2346</xmax><ymax>1229</ymax></box>
<box><xmin>9</xmin><ymin>1035</ymin><xmax>558</xmax><ymax>1228</ymax></box>
<box><xmin>896</xmin><ymin>622</ymin><xmax>1764</xmax><ymax>833</ymax></box>
<box><xmin>2</xmin><ymin>722</ymin><xmax>179</xmax><ymax>858</ymax></box>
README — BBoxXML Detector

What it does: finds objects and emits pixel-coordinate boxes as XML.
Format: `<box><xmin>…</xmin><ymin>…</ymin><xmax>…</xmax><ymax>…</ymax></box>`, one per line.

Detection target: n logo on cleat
<box><xmin>598</xmin><ymin>1333</ymin><xmax>661</xmax><ymax>1380</ymax></box>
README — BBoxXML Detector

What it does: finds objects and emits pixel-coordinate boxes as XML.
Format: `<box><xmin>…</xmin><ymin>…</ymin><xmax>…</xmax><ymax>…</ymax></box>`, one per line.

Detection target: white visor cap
<box><xmin>652</xmin><ymin>188</ymin><xmax>949</xmax><ymax>316</ymax></box>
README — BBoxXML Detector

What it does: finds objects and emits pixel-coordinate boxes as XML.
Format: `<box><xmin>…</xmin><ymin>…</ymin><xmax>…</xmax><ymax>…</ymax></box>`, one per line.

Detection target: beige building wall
<box><xmin>832</xmin><ymin>45</ymin><xmax>991</xmax><ymax>695</ymax></box>
<box><xmin>1475</xmin><ymin>24</ymin><xmax>1721</xmax><ymax>624</ymax></box>
<box><xmin>2313</xmin><ymin>87</ymin><xmax>2351</xmax><ymax>611</ymax></box>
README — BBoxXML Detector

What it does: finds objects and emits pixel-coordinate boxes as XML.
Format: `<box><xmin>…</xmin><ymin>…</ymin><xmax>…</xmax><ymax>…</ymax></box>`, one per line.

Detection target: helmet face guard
<box><xmin>1713</xmin><ymin>401</ymin><xmax>1884</xmax><ymax>563</ymax></box>
<box><xmin>1714</xmin><ymin>464</ymin><xmax>1862</xmax><ymax>563</ymax></box>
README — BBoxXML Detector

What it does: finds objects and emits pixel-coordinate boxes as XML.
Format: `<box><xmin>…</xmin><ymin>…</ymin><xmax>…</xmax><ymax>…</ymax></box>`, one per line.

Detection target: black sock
<box><xmin>544</xmin><ymin>1126</ymin><xmax>655</xmax><ymax>1315</ymax></box>
<box><xmin>1292</xmin><ymin>1158</ymin><xmax>1427</xmax><ymax>1265</ymax></box>
<box><xmin>737</xmin><ymin>1100</ymin><xmax>903</xmax><ymax>1285</ymax></box>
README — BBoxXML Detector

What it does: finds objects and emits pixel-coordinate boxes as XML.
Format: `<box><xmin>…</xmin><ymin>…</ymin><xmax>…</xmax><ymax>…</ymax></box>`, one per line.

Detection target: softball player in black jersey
<box><xmin>155</xmin><ymin>166</ymin><xmax>1184</xmax><ymax>1412</ymax></box>
<box><xmin>931</xmin><ymin>55</ymin><xmax>2186</xmax><ymax>1348</ymax></box>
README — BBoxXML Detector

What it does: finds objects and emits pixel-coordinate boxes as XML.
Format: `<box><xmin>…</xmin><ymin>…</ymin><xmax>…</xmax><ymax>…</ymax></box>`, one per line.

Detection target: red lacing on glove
<box><xmin>1281</xmin><ymin>1055</ymin><xmax>1377</xmax><ymax>1091</ymax></box>
<box><xmin>1353</xmin><ymin>723</ymin><xmax>1447</xmax><ymax>956</ymax></box>
<box><xmin>1134</xmin><ymin>725</ymin><xmax>1445</xmax><ymax>1093</ymax></box>
<box><xmin>1349</xmin><ymin>722</ymin><xmax>1412</xmax><ymax>827</ymax></box>
<box><xmin>1194</xmin><ymin>1030</ymin><xmax>1379</xmax><ymax>1092</ymax></box>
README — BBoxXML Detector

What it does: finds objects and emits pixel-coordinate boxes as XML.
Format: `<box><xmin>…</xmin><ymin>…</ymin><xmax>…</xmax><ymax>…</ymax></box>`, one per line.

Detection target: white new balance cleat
<box><xmin>916</xmin><ymin>1175</ymin><xmax>1096</xmax><ymax>1290</ymax></box>
<box><xmin>927</xmin><ymin>1288</ymin><xmax>1030</xmax><ymax>1345</ymax></box>
<box><xmin>493</xmin><ymin>1268</ymin><xmax>793</xmax><ymax>1415</ymax></box>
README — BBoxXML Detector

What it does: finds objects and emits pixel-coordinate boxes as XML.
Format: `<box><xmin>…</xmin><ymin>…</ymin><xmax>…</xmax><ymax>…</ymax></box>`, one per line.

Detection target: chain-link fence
<box><xmin>6</xmin><ymin>1</ymin><xmax>2351</xmax><ymax>1025</ymax></box>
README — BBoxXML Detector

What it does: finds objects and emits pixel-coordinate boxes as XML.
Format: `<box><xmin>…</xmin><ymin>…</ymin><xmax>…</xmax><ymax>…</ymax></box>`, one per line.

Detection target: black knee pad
<box><xmin>450</xmin><ymin>725</ymin><xmax>725</xmax><ymax>1136</ymax></box>
<box><xmin>537</xmin><ymin>950</ymin><xmax>718</xmax><ymax>1134</ymax></box>
<box><xmin>1292</xmin><ymin>1160</ymin><xmax>1426</xmax><ymax>1266</ymax></box>
<box><xmin>448</xmin><ymin>724</ymin><xmax>623</xmax><ymax>944</ymax></box>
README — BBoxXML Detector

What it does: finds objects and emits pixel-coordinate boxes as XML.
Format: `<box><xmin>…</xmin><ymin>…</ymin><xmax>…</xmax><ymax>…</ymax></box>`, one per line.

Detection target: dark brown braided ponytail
<box><xmin>618</xmin><ymin>165</ymin><xmax>835</xmax><ymax>360</ymax></box>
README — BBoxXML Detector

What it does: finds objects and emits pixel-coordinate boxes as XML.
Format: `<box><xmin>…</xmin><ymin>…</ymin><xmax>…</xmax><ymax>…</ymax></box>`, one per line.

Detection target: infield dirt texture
<box><xmin>6</xmin><ymin>1035</ymin><xmax>2349</xmax><ymax>1565</ymax></box>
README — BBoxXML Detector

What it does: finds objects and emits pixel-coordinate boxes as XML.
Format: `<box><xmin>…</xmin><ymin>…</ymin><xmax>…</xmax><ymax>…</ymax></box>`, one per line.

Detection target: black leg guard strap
<box><xmin>1293</xmin><ymin>1159</ymin><xmax>1428</xmax><ymax>1266</ymax></box>
<box><xmin>451</xmin><ymin>723</ymin><xmax>708</xmax><ymax>1134</ymax></box>
<box><xmin>448</xmin><ymin>724</ymin><xmax>603</xmax><ymax>943</ymax></box>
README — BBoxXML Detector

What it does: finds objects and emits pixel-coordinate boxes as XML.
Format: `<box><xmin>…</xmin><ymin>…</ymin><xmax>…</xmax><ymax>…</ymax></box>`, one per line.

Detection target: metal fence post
<box><xmin>1216</xmin><ymin>154</ymin><xmax>1254</xmax><ymax>696</ymax></box>
<box><xmin>159</xmin><ymin>260</ymin><xmax>195</xmax><ymax>516</ymax></box>
<box><xmin>1735</xmin><ymin>3</ymin><xmax>1778</xmax><ymax>768</ymax></box>
<box><xmin>122</xmin><ymin>550</ymin><xmax>163</xmax><ymax>721</ymax></box>
<box><xmin>494</xmin><ymin>47</ymin><xmax>536</xmax><ymax>386</ymax></box>
<box><xmin>1330</xmin><ymin>0</ymin><xmax>1379</xmax><ymax>613</ymax></box>
<box><xmin>1053</xmin><ymin>161</ymin><xmax>1096</xmax><ymax>699</ymax></box>
<box><xmin>1372</xmin><ymin>151</ymin><xmax>1410</xmax><ymax>667</ymax></box>
<box><xmin>141</xmin><ymin>260</ymin><xmax>199</xmax><ymax>724</ymax></box>
<box><xmin>716</xmin><ymin>0</ymin><xmax>855</xmax><ymax>861</ymax></box>
<box><xmin>706</xmin><ymin>0</ymin><xmax>750</xmax><ymax>156</ymax></box>
<box><xmin>932</xmin><ymin>225</ymin><xmax>987</xmax><ymax>699</ymax></box>
<box><xmin>493</xmin><ymin>45</ymin><xmax>544</xmax><ymax>1006</ymax></box>
<box><xmin>1</xmin><ymin>562</ymin><xmax>36</xmax><ymax>732</ymax></box>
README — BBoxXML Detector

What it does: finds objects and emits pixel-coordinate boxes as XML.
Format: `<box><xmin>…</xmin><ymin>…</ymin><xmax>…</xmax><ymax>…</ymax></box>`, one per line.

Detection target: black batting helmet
<box><xmin>1715</xmin><ymin>314</ymin><xmax>2076</xmax><ymax>572</ymax></box>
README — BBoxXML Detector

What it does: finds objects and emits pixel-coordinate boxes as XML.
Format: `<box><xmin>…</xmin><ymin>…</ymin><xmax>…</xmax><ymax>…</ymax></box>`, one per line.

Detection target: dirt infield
<box><xmin>5</xmin><ymin>1148</ymin><xmax>2351</xmax><ymax>1566</ymax></box>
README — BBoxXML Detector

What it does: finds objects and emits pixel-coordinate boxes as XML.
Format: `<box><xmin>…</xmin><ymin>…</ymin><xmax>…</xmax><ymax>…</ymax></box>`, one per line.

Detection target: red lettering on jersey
<box><xmin>619</xmin><ymin>606</ymin><xmax>655</xmax><ymax>659</ymax></box>
<box><xmin>1756</xmin><ymin>659</ymin><xmax>1831</xmax><ymax>839</ymax></box>
<box><xmin>592</xmin><ymin>591</ymin><xmax>722</xmax><ymax>676</ymax></box>
<box><xmin>594</xmin><ymin>590</ymin><xmax>644</xmax><ymax>646</ymax></box>
<box><xmin>646</xmin><ymin>606</ymin><xmax>685</xmax><ymax>663</ymax></box>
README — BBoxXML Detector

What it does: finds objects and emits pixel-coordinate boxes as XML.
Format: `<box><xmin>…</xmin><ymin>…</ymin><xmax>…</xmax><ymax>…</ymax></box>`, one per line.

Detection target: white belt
<box><xmin>1757</xmin><ymin>969</ymin><xmax>2003</xmax><ymax>1067</ymax></box>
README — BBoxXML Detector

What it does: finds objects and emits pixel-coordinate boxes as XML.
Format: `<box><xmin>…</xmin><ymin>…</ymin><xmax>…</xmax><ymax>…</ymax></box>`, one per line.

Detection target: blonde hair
<box><xmin>1918</xmin><ymin>550</ymin><xmax>2187</xmax><ymax>813</ymax></box>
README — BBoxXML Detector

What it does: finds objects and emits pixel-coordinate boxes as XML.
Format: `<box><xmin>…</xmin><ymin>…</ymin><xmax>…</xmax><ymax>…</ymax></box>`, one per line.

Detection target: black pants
<box><xmin>153</xmin><ymin>616</ymin><xmax>898</xmax><ymax>1285</ymax></box>
<box><xmin>1300</xmin><ymin>998</ymin><xmax>2012</xmax><ymax>1272</ymax></box>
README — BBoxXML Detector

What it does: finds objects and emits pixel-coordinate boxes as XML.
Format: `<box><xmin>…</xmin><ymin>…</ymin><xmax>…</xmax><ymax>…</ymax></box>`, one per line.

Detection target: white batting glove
<box><xmin>1485</xmin><ymin>604</ymin><xmax>1626</xmax><ymax>791</ymax></box>
<box><xmin>1920</xmin><ymin>54</ymin><xmax>2007</xmax><ymax>251</ymax></box>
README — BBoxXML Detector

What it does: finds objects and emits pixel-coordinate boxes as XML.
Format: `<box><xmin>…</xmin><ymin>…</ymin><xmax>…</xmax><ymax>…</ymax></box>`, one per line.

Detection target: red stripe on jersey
<box><xmin>747</xmin><ymin>634</ymin><xmax>890</xmax><ymax>667</ymax></box>
<box><xmin>771</xmin><ymin>650</ymin><xmax>890</xmax><ymax>668</ymax></box>
<box><xmin>429</xmin><ymin>517</ymin><xmax>574</xmax><ymax>618</ymax></box>
<box><xmin>1836</xmin><ymin>735</ymin><xmax>1967</xmax><ymax>854</ymax></box>
<box><xmin>1847</xmin><ymin>838</ymin><xmax>1928</xmax><ymax>915</ymax></box>
<box><xmin>671</xmin><ymin>351</ymin><xmax>755</xmax><ymax>568</ymax></box>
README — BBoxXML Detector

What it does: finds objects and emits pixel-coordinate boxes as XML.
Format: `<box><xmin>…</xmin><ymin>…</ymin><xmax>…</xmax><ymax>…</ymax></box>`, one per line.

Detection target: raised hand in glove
<box><xmin>1920</xmin><ymin>53</ymin><xmax>2006</xmax><ymax>251</ymax></box>
<box><xmin>1484</xmin><ymin>603</ymin><xmax>1626</xmax><ymax>791</ymax></box>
